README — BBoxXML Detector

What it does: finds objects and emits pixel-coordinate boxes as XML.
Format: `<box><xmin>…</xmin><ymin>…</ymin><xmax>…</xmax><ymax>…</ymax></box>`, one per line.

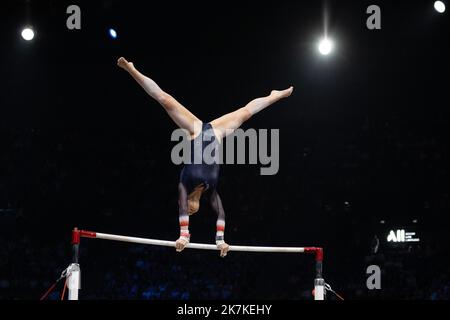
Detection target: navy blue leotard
<box><xmin>179</xmin><ymin>122</ymin><xmax>220</xmax><ymax>194</ymax></box>
<box><xmin>178</xmin><ymin>123</ymin><xmax>225</xmax><ymax>237</ymax></box>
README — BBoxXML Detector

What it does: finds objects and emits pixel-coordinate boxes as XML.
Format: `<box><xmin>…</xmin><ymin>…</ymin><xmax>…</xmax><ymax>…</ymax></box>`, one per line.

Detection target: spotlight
<box><xmin>108</xmin><ymin>28</ymin><xmax>118</xmax><ymax>39</ymax></box>
<box><xmin>318</xmin><ymin>38</ymin><xmax>333</xmax><ymax>56</ymax></box>
<box><xmin>21</xmin><ymin>27</ymin><xmax>35</xmax><ymax>41</ymax></box>
<box><xmin>434</xmin><ymin>1</ymin><xmax>446</xmax><ymax>13</ymax></box>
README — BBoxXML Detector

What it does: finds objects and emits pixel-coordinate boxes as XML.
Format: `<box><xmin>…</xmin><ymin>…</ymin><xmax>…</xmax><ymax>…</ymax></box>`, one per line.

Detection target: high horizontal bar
<box><xmin>75</xmin><ymin>229</ymin><xmax>322</xmax><ymax>254</ymax></box>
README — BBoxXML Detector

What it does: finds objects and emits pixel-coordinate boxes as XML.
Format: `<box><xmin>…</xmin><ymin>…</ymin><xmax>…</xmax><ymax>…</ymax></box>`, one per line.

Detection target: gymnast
<box><xmin>117</xmin><ymin>57</ymin><xmax>293</xmax><ymax>257</ymax></box>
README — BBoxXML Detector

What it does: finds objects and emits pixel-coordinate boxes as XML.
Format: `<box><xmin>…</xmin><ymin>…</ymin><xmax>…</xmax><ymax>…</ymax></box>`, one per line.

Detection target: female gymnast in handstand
<box><xmin>117</xmin><ymin>57</ymin><xmax>293</xmax><ymax>257</ymax></box>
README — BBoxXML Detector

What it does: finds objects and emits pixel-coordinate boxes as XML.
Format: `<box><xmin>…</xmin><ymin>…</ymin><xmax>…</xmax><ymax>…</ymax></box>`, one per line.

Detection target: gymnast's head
<box><xmin>188</xmin><ymin>198</ymin><xmax>200</xmax><ymax>215</ymax></box>
<box><xmin>187</xmin><ymin>183</ymin><xmax>206</xmax><ymax>215</ymax></box>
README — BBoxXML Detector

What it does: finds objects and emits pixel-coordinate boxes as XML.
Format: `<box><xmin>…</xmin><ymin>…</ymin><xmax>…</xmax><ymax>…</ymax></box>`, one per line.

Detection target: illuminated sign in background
<box><xmin>386</xmin><ymin>229</ymin><xmax>420</xmax><ymax>243</ymax></box>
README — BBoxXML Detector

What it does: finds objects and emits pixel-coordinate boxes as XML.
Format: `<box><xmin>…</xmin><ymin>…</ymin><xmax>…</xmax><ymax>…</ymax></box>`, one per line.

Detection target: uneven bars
<box><xmin>73</xmin><ymin>229</ymin><xmax>315</xmax><ymax>253</ymax></box>
<box><xmin>68</xmin><ymin>228</ymin><xmax>325</xmax><ymax>300</ymax></box>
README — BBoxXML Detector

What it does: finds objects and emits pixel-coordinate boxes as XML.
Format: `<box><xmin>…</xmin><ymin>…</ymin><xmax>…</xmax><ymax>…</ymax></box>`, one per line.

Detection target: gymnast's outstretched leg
<box><xmin>210</xmin><ymin>87</ymin><xmax>294</xmax><ymax>141</ymax></box>
<box><xmin>117</xmin><ymin>57</ymin><xmax>202</xmax><ymax>138</ymax></box>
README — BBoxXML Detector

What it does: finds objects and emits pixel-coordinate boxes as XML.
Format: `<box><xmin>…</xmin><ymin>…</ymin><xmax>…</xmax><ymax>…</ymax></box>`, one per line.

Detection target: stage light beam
<box><xmin>318</xmin><ymin>38</ymin><xmax>334</xmax><ymax>56</ymax></box>
<box><xmin>21</xmin><ymin>27</ymin><xmax>35</xmax><ymax>41</ymax></box>
<box><xmin>108</xmin><ymin>28</ymin><xmax>118</xmax><ymax>39</ymax></box>
<box><xmin>434</xmin><ymin>1</ymin><xmax>446</xmax><ymax>13</ymax></box>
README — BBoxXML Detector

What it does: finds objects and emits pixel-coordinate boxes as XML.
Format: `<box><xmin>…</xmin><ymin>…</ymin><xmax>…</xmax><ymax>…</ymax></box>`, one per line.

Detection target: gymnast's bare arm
<box><xmin>210</xmin><ymin>190</ymin><xmax>230</xmax><ymax>257</ymax></box>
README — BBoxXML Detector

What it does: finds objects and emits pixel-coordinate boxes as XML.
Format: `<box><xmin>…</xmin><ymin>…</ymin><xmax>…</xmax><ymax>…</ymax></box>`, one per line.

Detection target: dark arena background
<box><xmin>1</xmin><ymin>0</ymin><xmax>450</xmax><ymax>303</ymax></box>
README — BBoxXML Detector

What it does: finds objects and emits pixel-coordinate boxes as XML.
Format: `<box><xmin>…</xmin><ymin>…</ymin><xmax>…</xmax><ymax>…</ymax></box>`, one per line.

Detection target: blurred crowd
<box><xmin>0</xmin><ymin>122</ymin><xmax>449</xmax><ymax>300</ymax></box>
